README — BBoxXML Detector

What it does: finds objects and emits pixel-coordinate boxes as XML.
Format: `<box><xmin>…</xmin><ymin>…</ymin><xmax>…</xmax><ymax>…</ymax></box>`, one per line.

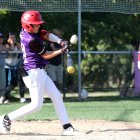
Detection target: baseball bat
<box><xmin>66</xmin><ymin>34</ymin><xmax>78</xmax><ymax>74</ymax></box>
<box><xmin>66</xmin><ymin>53</ymin><xmax>75</xmax><ymax>74</ymax></box>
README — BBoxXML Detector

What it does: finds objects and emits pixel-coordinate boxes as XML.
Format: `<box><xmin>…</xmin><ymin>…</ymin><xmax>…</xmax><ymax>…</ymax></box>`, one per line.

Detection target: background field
<box><xmin>0</xmin><ymin>92</ymin><xmax>140</xmax><ymax>140</ymax></box>
<box><xmin>0</xmin><ymin>91</ymin><xmax>140</xmax><ymax>122</ymax></box>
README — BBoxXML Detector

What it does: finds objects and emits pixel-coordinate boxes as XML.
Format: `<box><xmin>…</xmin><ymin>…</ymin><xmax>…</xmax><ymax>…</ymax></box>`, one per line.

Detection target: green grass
<box><xmin>0</xmin><ymin>92</ymin><xmax>140</xmax><ymax>122</ymax></box>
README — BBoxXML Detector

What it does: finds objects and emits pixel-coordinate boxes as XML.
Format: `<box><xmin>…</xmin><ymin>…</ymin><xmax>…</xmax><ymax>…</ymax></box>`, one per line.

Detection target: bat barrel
<box><xmin>67</xmin><ymin>53</ymin><xmax>73</xmax><ymax>67</ymax></box>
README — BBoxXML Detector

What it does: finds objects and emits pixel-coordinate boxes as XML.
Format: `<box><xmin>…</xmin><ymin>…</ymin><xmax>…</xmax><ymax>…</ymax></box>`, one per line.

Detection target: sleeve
<box><xmin>138</xmin><ymin>53</ymin><xmax>140</xmax><ymax>61</ymax></box>
<box><xmin>29</xmin><ymin>38</ymin><xmax>47</xmax><ymax>55</ymax></box>
<box><xmin>39</xmin><ymin>30</ymin><xmax>50</xmax><ymax>41</ymax></box>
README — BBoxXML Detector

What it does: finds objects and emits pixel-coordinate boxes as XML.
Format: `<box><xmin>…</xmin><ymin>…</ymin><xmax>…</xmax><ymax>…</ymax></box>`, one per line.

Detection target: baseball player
<box><xmin>0</xmin><ymin>10</ymin><xmax>80</xmax><ymax>136</ymax></box>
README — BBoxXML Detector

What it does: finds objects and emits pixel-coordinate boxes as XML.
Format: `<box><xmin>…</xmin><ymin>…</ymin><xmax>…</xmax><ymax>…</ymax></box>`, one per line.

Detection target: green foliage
<box><xmin>0</xmin><ymin>10</ymin><xmax>10</xmax><ymax>19</ymax></box>
<box><xmin>0</xmin><ymin>11</ymin><xmax>139</xmax><ymax>90</ymax></box>
<box><xmin>81</xmin><ymin>12</ymin><xmax>138</xmax><ymax>89</ymax></box>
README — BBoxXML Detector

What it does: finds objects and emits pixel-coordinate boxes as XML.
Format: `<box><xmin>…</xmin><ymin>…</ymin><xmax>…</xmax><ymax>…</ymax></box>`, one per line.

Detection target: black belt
<box><xmin>39</xmin><ymin>67</ymin><xmax>45</xmax><ymax>69</ymax></box>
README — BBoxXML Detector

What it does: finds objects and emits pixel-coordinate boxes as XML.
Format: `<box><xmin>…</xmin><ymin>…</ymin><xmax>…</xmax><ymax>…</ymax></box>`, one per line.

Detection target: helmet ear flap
<box><xmin>25</xmin><ymin>24</ymin><xmax>33</xmax><ymax>32</ymax></box>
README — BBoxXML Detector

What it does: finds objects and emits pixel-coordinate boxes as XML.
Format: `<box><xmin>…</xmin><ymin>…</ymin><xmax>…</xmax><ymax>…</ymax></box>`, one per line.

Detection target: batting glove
<box><xmin>60</xmin><ymin>40</ymin><xmax>69</xmax><ymax>48</ymax></box>
<box><xmin>61</xmin><ymin>45</ymin><xmax>68</xmax><ymax>53</ymax></box>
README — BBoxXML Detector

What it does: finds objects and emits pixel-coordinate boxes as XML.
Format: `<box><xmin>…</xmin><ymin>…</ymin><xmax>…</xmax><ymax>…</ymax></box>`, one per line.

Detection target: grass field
<box><xmin>0</xmin><ymin>91</ymin><xmax>140</xmax><ymax>140</ymax></box>
<box><xmin>0</xmin><ymin>91</ymin><xmax>140</xmax><ymax>123</ymax></box>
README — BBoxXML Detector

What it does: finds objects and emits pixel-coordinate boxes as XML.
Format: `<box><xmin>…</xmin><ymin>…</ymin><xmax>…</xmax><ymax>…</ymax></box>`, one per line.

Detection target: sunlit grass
<box><xmin>0</xmin><ymin>91</ymin><xmax>140</xmax><ymax>122</ymax></box>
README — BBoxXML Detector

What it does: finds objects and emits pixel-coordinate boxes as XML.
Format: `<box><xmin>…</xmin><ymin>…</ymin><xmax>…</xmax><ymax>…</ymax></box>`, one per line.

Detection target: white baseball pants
<box><xmin>8</xmin><ymin>68</ymin><xmax>70</xmax><ymax>125</ymax></box>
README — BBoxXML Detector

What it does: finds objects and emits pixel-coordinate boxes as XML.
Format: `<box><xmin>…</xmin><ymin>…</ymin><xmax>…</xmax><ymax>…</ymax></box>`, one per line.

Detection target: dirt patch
<box><xmin>0</xmin><ymin>120</ymin><xmax>140</xmax><ymax>140</ymax></box>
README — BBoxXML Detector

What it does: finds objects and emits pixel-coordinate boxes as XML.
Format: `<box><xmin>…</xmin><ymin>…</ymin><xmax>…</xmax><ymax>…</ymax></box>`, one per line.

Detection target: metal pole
<box><xmin>78</xmin><ymin>0</ymin><xmax>81</xmax><ymax>97</ymax></box>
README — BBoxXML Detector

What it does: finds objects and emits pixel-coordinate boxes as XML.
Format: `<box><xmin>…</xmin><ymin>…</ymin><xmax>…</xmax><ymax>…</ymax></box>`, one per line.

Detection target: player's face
<box><xmin>32</xmin><ymin>24</ymin><xmax>40</xmax><ymax>33</ymax></box>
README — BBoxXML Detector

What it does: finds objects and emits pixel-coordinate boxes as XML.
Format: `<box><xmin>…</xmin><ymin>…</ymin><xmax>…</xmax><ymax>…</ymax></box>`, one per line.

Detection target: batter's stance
<box><xmin>0</xmin><ymin>10</ymin><xmax>79</xmax><ymax>136</ymax></box>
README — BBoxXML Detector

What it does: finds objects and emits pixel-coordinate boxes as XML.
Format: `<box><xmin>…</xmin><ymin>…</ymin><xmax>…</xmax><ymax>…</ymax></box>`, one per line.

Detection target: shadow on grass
<box><xmin>9</xmin><ymin>94</ymin><xmax>140</xmax><ymax>103</ymax></box>
<box><xmin>63</xmin><ymin>96</ymin><xmax>140</xmax><ymax>102</ymax></box>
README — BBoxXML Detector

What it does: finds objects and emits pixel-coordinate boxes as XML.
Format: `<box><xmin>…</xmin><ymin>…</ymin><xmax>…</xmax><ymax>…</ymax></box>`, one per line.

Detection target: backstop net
<box><xmin>0</xmin><ymin>0</ymin><xmax>140</xmax><ymax>13</ymax></box>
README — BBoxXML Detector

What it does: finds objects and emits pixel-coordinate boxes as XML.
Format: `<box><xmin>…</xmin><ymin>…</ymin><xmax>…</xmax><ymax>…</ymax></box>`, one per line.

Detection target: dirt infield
<box><xmin>0</xmin><ymin>120</ymin><xmax>140</xmax><ymax>140</ymax></box>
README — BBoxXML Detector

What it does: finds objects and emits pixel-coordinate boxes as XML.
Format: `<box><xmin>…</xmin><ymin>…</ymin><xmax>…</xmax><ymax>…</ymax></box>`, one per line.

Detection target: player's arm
<box><xmin>42</xmin><ymin>50</ymin><xmax>62</xmax><ymax>59</ymax></box>
<box><xmin>29</xmin><ymin>38</ymin><xmax>65</xmax><ymax>59</ymax></box>
<box><xmin>39</xmin><ymin>30</ymin><xmax>61</xmax><ymax>43</ymax></box>
<box><xmin>39</xmin><ymin>30</ymin><xmax>68</xmax><ymax>47</ymax></box>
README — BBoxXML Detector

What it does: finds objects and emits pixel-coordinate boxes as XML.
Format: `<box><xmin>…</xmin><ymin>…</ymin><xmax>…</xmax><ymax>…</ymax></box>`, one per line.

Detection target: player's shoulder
<box><xmin>20</xmin><ymin>30</ymin><xmax>34</xmax><ymax>42</ymax></box>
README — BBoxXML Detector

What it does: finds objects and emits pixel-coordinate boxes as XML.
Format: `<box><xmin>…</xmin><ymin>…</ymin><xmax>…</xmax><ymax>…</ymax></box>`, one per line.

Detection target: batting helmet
<box><xmin>21</xmin><ymin>10</ymin><xmax>45</xmax><ymax>32</ymax></box>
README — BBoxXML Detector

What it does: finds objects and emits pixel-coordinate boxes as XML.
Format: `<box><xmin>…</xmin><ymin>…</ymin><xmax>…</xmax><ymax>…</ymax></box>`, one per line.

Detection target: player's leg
<box><xmin>0</xmin><ymin>86</ymin><xmax>43</xmax><ymax>134</ymax></box>
<box><xmin>44</xmin><ymin>71</ymin><xmax>80</xmax><ymax>135</ymax></box>
<box><xmin>8</xmin><ymin>86</ymin><xmax>43</xmax><ymax>120</ymax></box>
<box><xmin>45</xmin><ymin>73</ymin><xmax>69</xmax><ymax>124</ymax></box>
<box><xmin>8</xmin><ymin>69</ymin><xmax>45</xmax><ymax>121</ymax></box>
<box><xmin>0</xmin><ymin>69</ymin><xmax>44</xmax><ymax>134</ymax></box>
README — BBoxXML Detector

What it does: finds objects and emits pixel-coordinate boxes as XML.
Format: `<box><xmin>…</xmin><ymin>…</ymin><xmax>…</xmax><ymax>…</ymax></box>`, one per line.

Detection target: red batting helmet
<box><xmin>21</xmin><ymin>10</ymin><xmax>45</xmax><ymax>32</ymax></box>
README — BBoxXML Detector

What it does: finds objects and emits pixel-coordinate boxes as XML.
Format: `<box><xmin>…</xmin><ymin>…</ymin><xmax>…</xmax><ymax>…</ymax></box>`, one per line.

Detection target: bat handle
<box><xmin>66</xmin><ymin>48</ymin><xmax>70</xmax><ymax>54</ymax></box>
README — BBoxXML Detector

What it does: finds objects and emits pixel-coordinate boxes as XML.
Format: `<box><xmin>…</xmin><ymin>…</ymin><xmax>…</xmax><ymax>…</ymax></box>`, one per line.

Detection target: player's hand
<box><xmin>61</xmin><ymin>45</ymin><xmax>68</xmax><ymax>53</ymax></box>
<box><xmin>60</xmin><ymin>40</ymin><xmax>69</xmax><ymax>48</ymax></box>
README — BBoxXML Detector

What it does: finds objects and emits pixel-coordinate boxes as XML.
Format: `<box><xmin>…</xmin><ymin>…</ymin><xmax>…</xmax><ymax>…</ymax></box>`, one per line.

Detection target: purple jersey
<box><xmin>20</xmin><ymin>29</ymin><xmax>48</xmax><ymax>71</ymax></box>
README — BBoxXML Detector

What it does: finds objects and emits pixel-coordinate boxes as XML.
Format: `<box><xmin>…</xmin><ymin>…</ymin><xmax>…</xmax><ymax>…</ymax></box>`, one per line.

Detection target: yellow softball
<box><xmin>67</xmin><ymin>66</ymin><xmax>75</xmax><ymax>74</ymax></box>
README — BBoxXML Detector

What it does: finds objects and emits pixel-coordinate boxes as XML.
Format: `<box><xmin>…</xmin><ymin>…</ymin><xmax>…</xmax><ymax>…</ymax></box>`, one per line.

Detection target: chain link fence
<box><xmin>0</xmin><ymin>0</ymin><xmax>139</xmax><ymax>96</ymax></box>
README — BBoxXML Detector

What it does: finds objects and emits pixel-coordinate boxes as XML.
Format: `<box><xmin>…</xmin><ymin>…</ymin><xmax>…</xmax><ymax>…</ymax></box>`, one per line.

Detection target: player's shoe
<box><xmin>62</xmin><ymin>126</ymin><xmax>82</xmax><ymax>136</ymax></box>
<box><xmin>19</xmin><ymin>98</ymin><xmax>27</xmax><ymax>103</ymax></box>
<box><xmin>0</xmin><ymin>96</ymin><xmax>5</xmax><ymax>104</ymax></box>
<box><xmin>0</xmin><ymin>115</ymin><xmax>11</xmax><ymax>134</ymax></box>
<box><xmin>0</xmin><ymin>97</ymin><xmax>10</xmax><ymax>104</ymax></box>
<box><xmin>4</xmin><ymin>99</ymin><xmax>10</xmax><ymax>104</ymax></box>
